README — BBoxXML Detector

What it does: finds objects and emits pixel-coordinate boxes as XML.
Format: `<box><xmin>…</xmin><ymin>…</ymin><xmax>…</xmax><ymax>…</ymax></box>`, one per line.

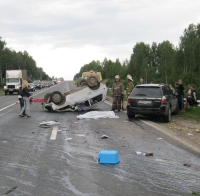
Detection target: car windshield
<box><xmin>6</xmin><ymin>78</ymin><xmax>19</xmax><ymax>83</ymax></box>
<box><xmin>131</xmin><ymin>86</ymin><xmax>162</xmax><ymax>97</ymax></box>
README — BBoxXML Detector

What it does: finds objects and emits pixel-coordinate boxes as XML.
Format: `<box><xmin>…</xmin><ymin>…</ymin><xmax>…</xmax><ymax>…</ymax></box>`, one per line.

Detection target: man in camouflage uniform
<box><xmin>127</xmin><ymin>74</ymin><xmax>134</xmax><ymax>97</ymax></box>
<box><xmin>111</xmin><ymin>75</ymin><xmax>124</xmax><ymax>112</ymax></box>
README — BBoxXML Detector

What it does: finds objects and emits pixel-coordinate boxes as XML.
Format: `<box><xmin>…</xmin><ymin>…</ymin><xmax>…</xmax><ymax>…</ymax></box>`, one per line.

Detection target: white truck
<box><xmin>4</xmin><ymin>70</ymin><xmax>27</xmax><ymax>95</ymax></box>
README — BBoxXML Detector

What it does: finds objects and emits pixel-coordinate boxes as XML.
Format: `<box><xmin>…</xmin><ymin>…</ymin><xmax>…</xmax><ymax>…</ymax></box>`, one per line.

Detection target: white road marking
<box><xmin>0</xmin><ymin>103</ymin><xmax>15</xmax><ymax>112</ymax></box>
<box><xmin>50</xmin><ymin>126</ymin><xmax>58</xmax><ymax>140</ymax></box>
<box><xmin>0</xmin><ymin>83</ymin><xmax>61</xmax><ymax>112</ymax></box>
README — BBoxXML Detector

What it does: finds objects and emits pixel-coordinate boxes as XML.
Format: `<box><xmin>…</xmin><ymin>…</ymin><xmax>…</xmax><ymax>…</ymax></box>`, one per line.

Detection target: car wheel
<box><xmin>77</xmin><ymin>79</ymin><xmax>87</xmax><ymax>87</ymax></box>
<box><xmin>174</xmin><ymin>102</ymin><xmax>179</xmax><ymax>114</ymax></box>
<box><xmin>163</xmin><ymin>107</ymin><xmax>171</xmax><ymax>122</ymax></box>
<box><xmin>87</xmin><ymin>76</ymin><xmax>98</xmax><ymax>87</ymax></box>
<box><xmin>9</xmin><ymin>91</ymin><xmax>13</xmax><ymax>95</ymax></box>
<box><xmin>127</xmin><ymin>111</ymin><xmax>135</xmax><ymax>119</ymax></box>
<box><xmin>88</xmin><ymin>82</ymin><xmax>100</xmax><ymax>90</ymax></box>
<box><xmin>44</xmin><ymin>93</ymin><xmax>52</xmax><ymax>103</ymax></box>
<box><xmin>50</xmin><ymin>91</ymin><xmax>64</xmax><ymax>105</ymax></box>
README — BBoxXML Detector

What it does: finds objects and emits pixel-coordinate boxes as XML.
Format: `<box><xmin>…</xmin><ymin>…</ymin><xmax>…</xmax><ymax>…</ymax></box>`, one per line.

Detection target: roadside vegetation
<box><xmin>0</xmin><ymin>37</ymin><xmax>50</xmax><ymax>88</ymax></box>
<box><xmin>192</xmin><ymin>191</ymin><xmax>200</xmax><ymax>196</ymax></box>
<box><xmin>74</xmin><ymin>23</ymin><xmax>200</xmax><ymax>98</ymax></box>
<box><xmin>180</xmin><ymin>107</ymin><xmax>200</xmax><ymax>123</ymax></box>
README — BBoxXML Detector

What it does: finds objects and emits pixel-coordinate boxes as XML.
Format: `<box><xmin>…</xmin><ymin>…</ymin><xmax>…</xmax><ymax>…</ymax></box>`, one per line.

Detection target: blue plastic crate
<box><xmin>98</xmin><ymin>150</ymin><xmax>120</xmax><ymax>164</ymax></box>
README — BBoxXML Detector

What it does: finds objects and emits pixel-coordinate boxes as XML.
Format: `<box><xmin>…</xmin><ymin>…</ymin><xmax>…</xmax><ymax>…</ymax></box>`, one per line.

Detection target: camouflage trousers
<box><xmin>112</xmin><ymin>96</ymin><xmax>122</xmax><ymax>110</ymax></box>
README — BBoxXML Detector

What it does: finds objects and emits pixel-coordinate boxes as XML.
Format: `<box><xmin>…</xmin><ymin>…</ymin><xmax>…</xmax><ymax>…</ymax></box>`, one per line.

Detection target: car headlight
<box><xmin>16</xmin><ymin>86</ymin><xmax>20</xmax><ymax>90</ymax></box>
<box><xmin>4</xmin><ymin>86</ymin><xmax>8</xmax><ymax>90</ymax></box>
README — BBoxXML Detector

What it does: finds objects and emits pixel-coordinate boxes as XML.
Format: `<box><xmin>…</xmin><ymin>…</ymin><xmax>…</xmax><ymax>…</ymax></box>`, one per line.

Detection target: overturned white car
<box><xmin>43</xmin><ymin>76</ymin><xmax>108</xmax><ymax>112</ymax></box>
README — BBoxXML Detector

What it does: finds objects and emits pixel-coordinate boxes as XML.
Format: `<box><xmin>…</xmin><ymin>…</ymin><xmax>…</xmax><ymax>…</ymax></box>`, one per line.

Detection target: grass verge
<box><xmin>179</xmin><ymin>106</ymin><xmax>200</xmax><ymax>123</ymax></box>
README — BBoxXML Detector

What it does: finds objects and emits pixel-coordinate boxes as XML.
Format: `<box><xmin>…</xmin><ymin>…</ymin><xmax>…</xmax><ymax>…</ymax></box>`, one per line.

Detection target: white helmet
<box><xmin>127</xmin><ymin>74</ymin><xmax>133</xmax><ymax>81</ymax></box>
<box><xmin>115</xmin><ymin>75</ymin><xmax>120</xmax><ymax>79</ymax></box>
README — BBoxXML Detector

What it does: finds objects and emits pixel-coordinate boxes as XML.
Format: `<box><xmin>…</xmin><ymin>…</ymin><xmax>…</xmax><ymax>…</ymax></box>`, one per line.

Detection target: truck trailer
<box><xmin>4</xmin><ymin>70</ymin><xmax>27</xmax><ymax>95</ymax></box>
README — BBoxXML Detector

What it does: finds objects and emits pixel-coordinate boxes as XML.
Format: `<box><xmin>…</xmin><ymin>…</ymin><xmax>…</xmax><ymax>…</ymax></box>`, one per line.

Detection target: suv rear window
<box><xmin>131</xmin><ymin>86</ymin><xmax>162</xmax><ymax>97</ymax></box>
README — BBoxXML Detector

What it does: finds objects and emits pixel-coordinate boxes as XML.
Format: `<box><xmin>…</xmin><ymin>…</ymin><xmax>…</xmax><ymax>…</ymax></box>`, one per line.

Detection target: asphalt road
<box><xmin>0</xmin><ymin>81</ymin><xmax>200</xmax><ymax>196</ymax></box>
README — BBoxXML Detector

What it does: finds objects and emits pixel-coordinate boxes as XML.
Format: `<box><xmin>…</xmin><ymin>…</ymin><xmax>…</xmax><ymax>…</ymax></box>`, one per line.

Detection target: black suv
<box><xmin>126</xmin><ymin>84</ymin><xmax>179</xmax><ymax>122</ymax></box>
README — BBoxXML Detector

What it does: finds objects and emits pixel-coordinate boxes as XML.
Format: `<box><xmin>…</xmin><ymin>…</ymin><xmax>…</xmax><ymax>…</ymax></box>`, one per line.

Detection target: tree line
<box><xmin>0</xmin><ymin>37</ymin><xmax>50</xmax><ymax>87</ymax></box>
<box><xmin>74</xmin><ymin>23</ymin><xmax>200</xmax><ymax>97</ymax></box>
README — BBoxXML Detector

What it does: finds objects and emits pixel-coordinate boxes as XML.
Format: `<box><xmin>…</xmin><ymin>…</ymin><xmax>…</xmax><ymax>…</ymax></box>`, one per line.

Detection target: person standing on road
<box><xmin>20</xmin><ymin>80</ymin><xmax>32</xmax><ymax>117</ymax></box>
<box><xmin>18</xmin><ymin>87</ymin><xmax>26</xmax><ymax>116</ymax></box>
<box><xmin>127</xmin><ymin>74</ymin><xmax>134</xmax><ymax>97</ymax></box>
<box><xmin>111</xmin><ymin>75</ymin><xmax>124</xmax><ymax>112</ymax></box>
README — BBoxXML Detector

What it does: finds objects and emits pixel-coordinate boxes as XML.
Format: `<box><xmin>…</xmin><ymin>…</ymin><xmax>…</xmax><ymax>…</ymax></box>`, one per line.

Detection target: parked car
<box><xmin>126</xmin><ymin>84</ymin><xmax>179</xmax><ymax>122</ymax></box>
<box><xmin>28</xmin><ymin>83</ymin><xmax>36</xmax><ymax>92</ymax></box>
<box><xmin>43</xmin><ymin>76</ymin><xmax>108</xmax><ymax>112</ymax></box>
<box><xmin>33</xmin><ymin>80</ymin><xmax>42</xmax><ymax>89</ymax></box>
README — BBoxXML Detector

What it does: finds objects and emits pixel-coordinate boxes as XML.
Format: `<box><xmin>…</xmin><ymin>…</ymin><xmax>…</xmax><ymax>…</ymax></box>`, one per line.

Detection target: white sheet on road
<box><xmin>77</xmin><ymin>111</ymin><xmax>119</xmax><ymax>119</ymax></box>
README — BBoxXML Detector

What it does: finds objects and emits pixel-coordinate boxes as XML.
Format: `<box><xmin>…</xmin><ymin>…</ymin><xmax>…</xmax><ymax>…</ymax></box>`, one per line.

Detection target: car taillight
<box><xmin>127</xmin><ymin>98</ymin><xmax>131</xmax><ymax>103</ymax></box>
<box><xmin>161</xmin><ymin>96</ymin><xmax>166</xmax><ymax>104</ymax></box>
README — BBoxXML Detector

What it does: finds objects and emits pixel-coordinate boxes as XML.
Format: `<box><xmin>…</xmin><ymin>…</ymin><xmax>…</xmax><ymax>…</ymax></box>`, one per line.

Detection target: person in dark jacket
<box><xmin>18</xmin><ymin>87</ymin><xmax>26</xmax><ymax>116</ymax></box>
<box><xmin>20</xmin><ymin>80</ymin><xmax>32</xmax><ymax>117</ymax></box>
<box><xmin>175</xmin><ymin>79</ymin><xmax>185</xmax><ymax>110</ymax></box>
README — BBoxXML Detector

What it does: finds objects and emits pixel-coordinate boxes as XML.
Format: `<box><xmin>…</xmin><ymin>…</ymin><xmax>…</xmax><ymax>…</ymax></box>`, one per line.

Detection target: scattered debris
<box><xmin>124</xmin><ymin>121</ymin><xmax>128</xmax><ymax>123</ymax></box>
<box><xmin>183</xmin><ymin>163</ymin><xmax>191</xmax><ymax>167</ymax></box>
<box><xmin>74</xmin><ymin>122</ymin><xmax>78</xmax><ymax>124</ymax></box>
<box><xmin>65</xmin><ymin>138</ymin><xmax>72</xmax><ymax>141</ymax></box>
<box><xmin>5</xmin><ymin>186</ymin><xmax>17</xmax><ymax>194</ymax></box>
<box><xmin>195</xmin><ymin>129</ymin><xmax>200</xmax><ymax>133</ymax></box>
<box><xmin>101</xmin><ymin>135</ymin><xmax>109</xmax><ymax>139</ymax></box>
<box><xmin>144</xmin><ymin>152</ymin><xmax>154</xmax><ymax>156</ymax></box>
<box><xmin>75</xmin><ymin>134</ymin><xmax>85</xmax><ymax>137</ymax></box>
<box><xmin>135</xmin><ymin>151</ymin><xmax>143</xmax><ymax>155</ymax></box>
<box><xmin>3</xmin><ymin>141</ymin><xmax>7</xmax><ymax>143</ymax></box>
<box><xmin>157</xmin><ymin>138</ymin><xmax>163</xmax><ymax>140</ymax></box>
<box><xmin>32</xmin><ymin>132</ymin><xmax>34</xmax><ymax>134</ymax></box>
<box><xmin>39</xmin><ymin>121</ymin><xmax>60</xmax><ymax>128</ymax></box>
<box><xmin>188</xmin><ymin>133</ymin><xmax>193</xmax><ymax>136</ymax></box>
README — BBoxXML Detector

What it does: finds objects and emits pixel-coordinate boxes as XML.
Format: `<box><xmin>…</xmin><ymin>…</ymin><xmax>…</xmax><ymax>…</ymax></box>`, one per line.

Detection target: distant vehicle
<box><xmin>4</xmin><ymin>70</ymin><xmax>27</xmax><ymax>95</ymax></box>
<box><xmin>81</xmin><ymin>70</ymin><xmax>102</xmax><ymax>82</ymax></box>
<box><xmin>43</xmin><ymin>76</ymin><xmax>107</xmax><ymax>112</ymax></box>
<box><xmin>28</xmin><ymin>83</ymin><xmax>36</xmax><ymax>92</ymax></box>
<box><xmin>33</xmin><ymin>80</ymin><xmax>42</xmax><ymax>89</ymax></box>
<box><xmin>126</xmin><ymin>84</ymin><xmax>179</xmax><ymax>122</ymax></box>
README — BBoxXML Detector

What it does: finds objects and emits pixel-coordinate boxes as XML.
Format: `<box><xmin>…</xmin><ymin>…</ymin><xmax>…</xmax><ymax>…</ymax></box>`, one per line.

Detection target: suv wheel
<box><xmin>163</xmin><ymin>107</ymin><xmax>171</xmax><ymax>122</ymax></box>
<box><xmin>127</xmin><ymin>112</ymin><xmax>135</xmax><ymax>119</ymax></box>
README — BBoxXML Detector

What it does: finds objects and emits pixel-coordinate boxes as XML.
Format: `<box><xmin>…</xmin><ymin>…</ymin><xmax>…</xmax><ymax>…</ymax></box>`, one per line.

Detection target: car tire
<box><xmin>127</xmin><ymin>112</ymin><xmax>135</xmax><ymax>119</ymax></box>
<box><xmin>50</xmin><ymin>91</ymin><xmax>64</xmax><ymax>105</ymax></box>
<box><xmin>77</xmin><ymin>79</ymin><xmax>87</xmax><ymax>87</ymax></box>
<box><xmin>163</xmin><ymin>107</ymin><xmax>171</xmax><ymax>122</ymax></box>
<box><xmin>174</xmin><ymin>102</ymin><xmax>179</xmax><ymax>114</ymax></box>
<box><xmin>88</xmin><ymin>82</ymin><xmax>100</xmax><ymax>90</ymax></box>
<box><xmin>44</xmin><ymin>93</ymin><xmax>52</xmax><ymax>103</ymax></box>
<box><xmin>9</xmin><ymin>91</ymin><xmax>13</xmax><ymax>95</ymax></box>
<box><xmin>86</xmin><ymin>76</ymin><xmax>98</xmax><ymax>87</ymax></box>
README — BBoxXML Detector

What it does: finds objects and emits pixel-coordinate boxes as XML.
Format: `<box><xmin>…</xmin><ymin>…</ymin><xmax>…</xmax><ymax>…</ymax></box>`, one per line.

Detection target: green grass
<box><xmin>192</xmin><ymin>191</ymin><xmax>200</xmax><ymax>196</ymax></box>
<box><xmin>179</xmin><ymin>106</ymin><xmax>200</xmax><ymax>123</ymax></box>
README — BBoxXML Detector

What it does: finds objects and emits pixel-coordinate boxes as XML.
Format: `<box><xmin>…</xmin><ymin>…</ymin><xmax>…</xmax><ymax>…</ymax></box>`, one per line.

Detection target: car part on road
<box><xmin>101</xmin><ymin>135</ymin><xmax>109</xmax><ymax>139</ymax></box>
<box><xmin>98</xmin><ymin>150</ymin><xmax>120</xmax><ymax>164</ymax></box>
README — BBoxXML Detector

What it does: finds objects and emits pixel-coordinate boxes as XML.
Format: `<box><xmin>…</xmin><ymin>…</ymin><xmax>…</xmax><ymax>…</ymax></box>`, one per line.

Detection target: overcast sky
<box><xmin>1</xmin><ymin>0</ymin><xmax>200</xmax><ymax>80</ymax></box>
